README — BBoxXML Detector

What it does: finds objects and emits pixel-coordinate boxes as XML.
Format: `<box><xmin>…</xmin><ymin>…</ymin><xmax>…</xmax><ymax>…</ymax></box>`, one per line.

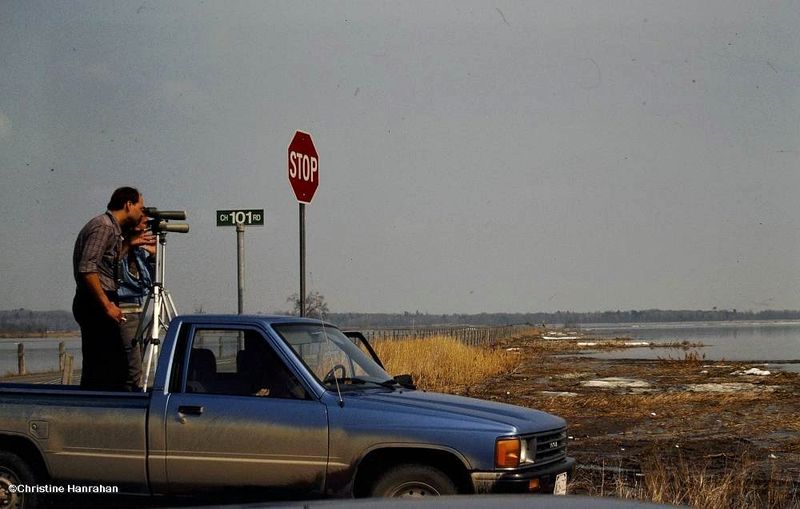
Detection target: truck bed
<box><xmin>0</xmin><ymin>385</ymin><xmax>150</xmax><ymax>492</ymax></box>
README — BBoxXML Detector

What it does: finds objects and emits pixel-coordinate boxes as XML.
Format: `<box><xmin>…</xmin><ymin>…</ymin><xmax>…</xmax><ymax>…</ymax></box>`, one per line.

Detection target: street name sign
<box><xmin>216</xmin><ymin>209</ymin><xmax>265</xmax><ymax>226</ymax></box>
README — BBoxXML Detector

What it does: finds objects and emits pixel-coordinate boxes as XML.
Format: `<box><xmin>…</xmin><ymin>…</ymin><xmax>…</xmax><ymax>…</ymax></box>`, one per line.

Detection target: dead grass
<box><xmin>369</xmin><ymin>331</ymin><xmax>800</xmax><ymax>506</ymax></box>
<box><xmin>526</xmin><ymin>338</ymin><xmax>579</xmax><ymax>353</ymax></box>
<box><xmin>371</xmin><ymin>335</ymin><xmax>518</xmax><ymax>393</ymax></box>
<box><xmin>572</xmin><ymin>449</ymin><xmax>800</xmax><ymax>508</ymax></box>
<box><xmin>657</xmin><ymin>348</ymin><xmax>707</xmax><ymax>364</ymax></box>
<box><xmin>575</xmin><ymin>391</ymin><xmax>761</xmax><ymax>413</ymax></box>
<box><xmin>547</xmin><ymin>391</ymin><xmax>775</xmax><ymax>435</ymax></box>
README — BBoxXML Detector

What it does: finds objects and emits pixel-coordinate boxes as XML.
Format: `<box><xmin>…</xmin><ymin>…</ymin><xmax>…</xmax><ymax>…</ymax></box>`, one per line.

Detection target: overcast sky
<box><xmin>1</xmin><ymin>1</ymin><xmax>798</xmax><ymax>315</ymax></box>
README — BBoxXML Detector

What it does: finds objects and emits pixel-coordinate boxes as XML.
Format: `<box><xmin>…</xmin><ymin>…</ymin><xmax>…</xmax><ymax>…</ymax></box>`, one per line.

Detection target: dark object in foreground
<box><xmin>191</xmin><ymin>494</ymin><xmax>675</xmax><ymax>509</ymax></box>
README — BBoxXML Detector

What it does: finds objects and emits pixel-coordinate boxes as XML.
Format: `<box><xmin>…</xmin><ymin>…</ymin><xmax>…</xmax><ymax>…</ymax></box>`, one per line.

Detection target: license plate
<box><xmin>553</xmin><ymin>472</ymin><xmax>567</xmax><ymax>495</ymax></box>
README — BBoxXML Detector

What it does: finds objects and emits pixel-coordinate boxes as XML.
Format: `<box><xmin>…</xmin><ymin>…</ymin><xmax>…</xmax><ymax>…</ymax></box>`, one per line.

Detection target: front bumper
<box><xmin>471</xmin><ymin>457</ymin><xmax>576</xmax><ymax>494</ymax></box>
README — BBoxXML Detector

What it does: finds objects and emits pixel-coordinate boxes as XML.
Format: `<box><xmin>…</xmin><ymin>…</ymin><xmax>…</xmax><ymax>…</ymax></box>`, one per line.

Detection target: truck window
<box><xmin>272</xmin><ymin>324</ymin><xmax>391</xmax><ymax>386</ymax></box>
<box><xmin>184</xmin><ymin>328</ymin><xmax>308</xmax><ymax>400</ymax></box>
<box><xmin>167</xmin><ymin>322</ymin><xmax>192</xmax><ymax>393</ymax></box>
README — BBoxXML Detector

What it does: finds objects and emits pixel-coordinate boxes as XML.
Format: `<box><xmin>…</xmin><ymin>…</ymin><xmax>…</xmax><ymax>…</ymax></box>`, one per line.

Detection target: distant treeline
<box><xmin>326</xmin><ymin>309</ymin><xmax>800</xmax><ymax>328</ymax></box>
<box><xmin>0</xmin><ymin>309</ymin><xmax>77</xmax><ymax>334</ymax></box>
<box><xmin>2</xmin><ymin>308</ymin><xmax>800</xmax><ymax>334</ymax></box>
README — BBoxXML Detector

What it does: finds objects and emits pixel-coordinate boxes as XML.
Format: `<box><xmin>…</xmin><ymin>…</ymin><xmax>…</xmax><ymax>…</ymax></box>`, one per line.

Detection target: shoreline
<box><xmin>0</xmin><ymin>331</ymin><xmax>79</xmax><ymax>339</ymax></box>
<box><xmin>464</xmin><ymin>332</ymin><xmax>800</xmax><ymax>501</ymax></box>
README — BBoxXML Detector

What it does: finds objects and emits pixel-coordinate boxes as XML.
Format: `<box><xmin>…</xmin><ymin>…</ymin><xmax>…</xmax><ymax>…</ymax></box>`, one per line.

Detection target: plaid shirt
<box><xmin>73</xmin><ymin>212</ymin><xmax>123</xmax><ymax>292</ymax></box>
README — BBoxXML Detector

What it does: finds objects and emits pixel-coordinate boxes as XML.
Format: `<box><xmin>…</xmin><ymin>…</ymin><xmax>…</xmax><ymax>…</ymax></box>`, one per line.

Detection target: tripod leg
<box><xmin>162</xmin><ymin>289</ymin><xmax>178</xmax><ymax>321</ymax></box>
<box><xmin>142</xmin><ymin>343</ymin><xmax>158</xmax><ymax>390</ymax></box>
<box><xmin>138</xmin><ymin>315</ymin><xmax>154</xmax><ymax>361</ymax></box>
<box><xmin>142</xmin><ymin>286</ymin><xmax>180</xmax><ymax>389</ymax></box>
<box><xmin>149</xmin><ymin>294</ymin><xmax>162</xmax><ymax>343</ymax></box>
<box><xmin>135</xmin><ymin>293</ymin><xmax>153</xmax><ymax>351</ymax></box>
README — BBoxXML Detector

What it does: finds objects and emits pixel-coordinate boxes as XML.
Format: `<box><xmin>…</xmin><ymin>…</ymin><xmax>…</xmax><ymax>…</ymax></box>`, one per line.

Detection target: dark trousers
<box><xmin>120</xmin><ymin>311</ymin><xmax>143</xmax><ymax>391</ymax></box>
<box><xmin>73</xmin><ymin>291</ymin><xmax>128</xmax><ymax>391</ymax></box>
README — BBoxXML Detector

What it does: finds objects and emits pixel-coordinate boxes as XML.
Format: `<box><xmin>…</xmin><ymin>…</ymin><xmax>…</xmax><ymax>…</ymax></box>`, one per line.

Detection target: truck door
<box><xmin>164</xmin><ymin>326</ymin><xmax>328</xmax><ymax>496</ymax></box>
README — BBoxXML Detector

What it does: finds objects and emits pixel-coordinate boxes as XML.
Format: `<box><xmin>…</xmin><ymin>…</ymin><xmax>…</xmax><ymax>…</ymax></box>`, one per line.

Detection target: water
<box><xmin>3</xmin><ymin>321</ymin><xmax>800</xmax><ymax>376</ymax></box>
<box><xmin>578</xmin><ymin>321</ymin><xmax>800</xmax><ymax>373</ymax></box>
<box><xmin>0</xmin><ymin>337</ymin><xmax>82</xmax><ymax>376</ymax></box>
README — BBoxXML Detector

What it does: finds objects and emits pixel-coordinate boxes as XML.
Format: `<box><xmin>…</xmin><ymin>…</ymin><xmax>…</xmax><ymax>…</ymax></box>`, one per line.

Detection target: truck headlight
<box><xmin>495</xmin><ymin>437</ymin><xmax>521</xmax><ymax>468</ymax></box>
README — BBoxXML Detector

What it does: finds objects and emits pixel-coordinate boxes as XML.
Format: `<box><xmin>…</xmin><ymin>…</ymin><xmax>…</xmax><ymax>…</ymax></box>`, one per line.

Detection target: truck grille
<box><xmin>527</xmin><ymin>428</ymin><xmax>567</xmax><ymax>465</ymax></box>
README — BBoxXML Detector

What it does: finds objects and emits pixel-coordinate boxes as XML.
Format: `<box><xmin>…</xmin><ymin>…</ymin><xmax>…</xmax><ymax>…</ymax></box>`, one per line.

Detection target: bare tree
<box><xmin>286</xmin><ymin>291</ymin><xmax>329</xmax><ymax>317</ymax></box>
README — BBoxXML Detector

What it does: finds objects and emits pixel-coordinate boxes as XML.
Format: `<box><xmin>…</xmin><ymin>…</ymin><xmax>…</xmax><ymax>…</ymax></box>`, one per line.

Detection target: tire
<box><xmin>370</xmin><ymin>464</ymin><xmax>458</xmax><ymax>497</ymax></box>
<box><xmin>0</xmin><ymin>451</ymin><xmax>39</xmax><ymax>509</ymax></box>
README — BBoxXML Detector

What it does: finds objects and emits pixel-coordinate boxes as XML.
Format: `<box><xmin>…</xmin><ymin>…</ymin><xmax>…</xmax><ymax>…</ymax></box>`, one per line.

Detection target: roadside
<box><xmin>460</xmin><ymin>332</ymin><xmax>800</xmax><ymax>506</ymax></box>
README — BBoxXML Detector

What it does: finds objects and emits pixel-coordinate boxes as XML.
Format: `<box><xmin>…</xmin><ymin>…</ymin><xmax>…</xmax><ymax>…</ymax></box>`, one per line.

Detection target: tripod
<box><xmin>137</xmin><ymin>231</ymin><xmax>179</xmax><ymax>390</ymax></box>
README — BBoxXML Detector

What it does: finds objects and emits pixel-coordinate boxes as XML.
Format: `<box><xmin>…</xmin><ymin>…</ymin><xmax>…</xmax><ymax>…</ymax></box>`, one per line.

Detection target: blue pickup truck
<box><xmin>0</xmin><ymin>315</ymin><xmax>575</xmax><ymax>507</ymax></box>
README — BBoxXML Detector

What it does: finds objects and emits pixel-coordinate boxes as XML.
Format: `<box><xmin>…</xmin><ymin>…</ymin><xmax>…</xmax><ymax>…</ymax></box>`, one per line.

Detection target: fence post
<box><xmin>61</xmin><ymin>354</ymin><xmax>74</xmax><ymax>384</ymax></box>
<box><xmin>17</xmin><ymin>343</ymin><xmax>26</xmax><ymax>376</ymax></box>
<box><xmin>59</xmin><ymin>341</ymin><xmax>66</xmax><ymax>372</ymax></box>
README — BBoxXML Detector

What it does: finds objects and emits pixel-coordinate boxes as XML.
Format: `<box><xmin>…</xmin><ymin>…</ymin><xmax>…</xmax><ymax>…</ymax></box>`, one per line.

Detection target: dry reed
<box><xmin>371</xmin><ymin>335</ymin><xmax>518</xmax><ymax>393</ymax></box>
<box><xmin>573</xmin><ymin>450</ymin><xmax>799</xmax><ymax>508</ymax></box>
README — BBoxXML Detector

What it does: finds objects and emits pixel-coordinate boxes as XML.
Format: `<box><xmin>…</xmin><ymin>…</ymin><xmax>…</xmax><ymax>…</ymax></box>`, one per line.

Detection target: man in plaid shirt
<box><xmin>73</xmin><ymin>187</ymin><xmax>147</xmax><ymax>391</ymax></box>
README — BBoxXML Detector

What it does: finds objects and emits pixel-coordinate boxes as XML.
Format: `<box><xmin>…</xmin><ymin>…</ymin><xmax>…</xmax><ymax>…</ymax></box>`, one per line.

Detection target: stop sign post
<box><xmin>288</xmin><ymin>131</ymin><xmax>319</xmax><ymax>316</ymax></box>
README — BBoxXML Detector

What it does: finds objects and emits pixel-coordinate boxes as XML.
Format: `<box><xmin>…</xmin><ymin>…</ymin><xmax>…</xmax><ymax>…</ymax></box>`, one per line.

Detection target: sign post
<box><xmin>216</xmin><ymin>209</ymin><xmax>265</xmax><ymax>314</ymax></box>
<box><xmin>288</xmin><ymin>131</ymin><xmax>319</xmax><ymax>317</ymax></box>
<box><xmin>236</xmin><ymin>223</ymin><xmax>245</xmax><ymax>315</ymax></box>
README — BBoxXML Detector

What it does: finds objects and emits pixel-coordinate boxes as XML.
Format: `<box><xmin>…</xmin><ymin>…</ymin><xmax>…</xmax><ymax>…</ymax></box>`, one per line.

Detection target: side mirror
<box><xmin>394</xmin><ymin>374</ymin><xmax>416</xmax><ymax>389</ymax></box>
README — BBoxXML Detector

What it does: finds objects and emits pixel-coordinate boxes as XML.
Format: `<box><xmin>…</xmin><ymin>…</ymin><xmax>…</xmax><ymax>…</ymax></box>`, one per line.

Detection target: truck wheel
<box><xmin>370</xmin><ymin>464</ymin><xmax>457</xmax><ymax>497</ymax></box>
<box><xmin>0</xmin><ymin>451</ymin><xmax>38</xmax><ymax>509</ymax></box>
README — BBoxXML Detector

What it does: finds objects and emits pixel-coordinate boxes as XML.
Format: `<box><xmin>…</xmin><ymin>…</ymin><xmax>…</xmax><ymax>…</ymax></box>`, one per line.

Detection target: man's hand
<box><xmin>82</xmin><ymin>273</ymin><xmax>124</xmax><ymax>324</ymax></box>
<box><xmin>129</xmin><ymin>230</ymin><xmax>156</xmax><ymax>248</ymax></box>
<box><xmin>124</xmin><ymin>228</ymin><xmax>157</xmax><ymax>256</ymax></box>
<box><xmin>104</xmin><ymin>301</ymin><xmax>124</xmax><ymax>323</ymax></box>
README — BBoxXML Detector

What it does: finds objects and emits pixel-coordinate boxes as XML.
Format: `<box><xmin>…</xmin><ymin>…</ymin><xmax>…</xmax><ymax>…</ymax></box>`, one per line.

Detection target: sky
<box><xmin>1</xmin><ymin>1</ymin><xmax>798</xmax><ymax>315</ymax></box>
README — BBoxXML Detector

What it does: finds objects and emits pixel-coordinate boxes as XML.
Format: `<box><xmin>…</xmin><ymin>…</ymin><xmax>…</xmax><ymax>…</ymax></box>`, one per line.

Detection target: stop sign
<box><xmin>288</xmin><ymin>131</ymin><xmax>319</xmax><ymax>204</ymax></box>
